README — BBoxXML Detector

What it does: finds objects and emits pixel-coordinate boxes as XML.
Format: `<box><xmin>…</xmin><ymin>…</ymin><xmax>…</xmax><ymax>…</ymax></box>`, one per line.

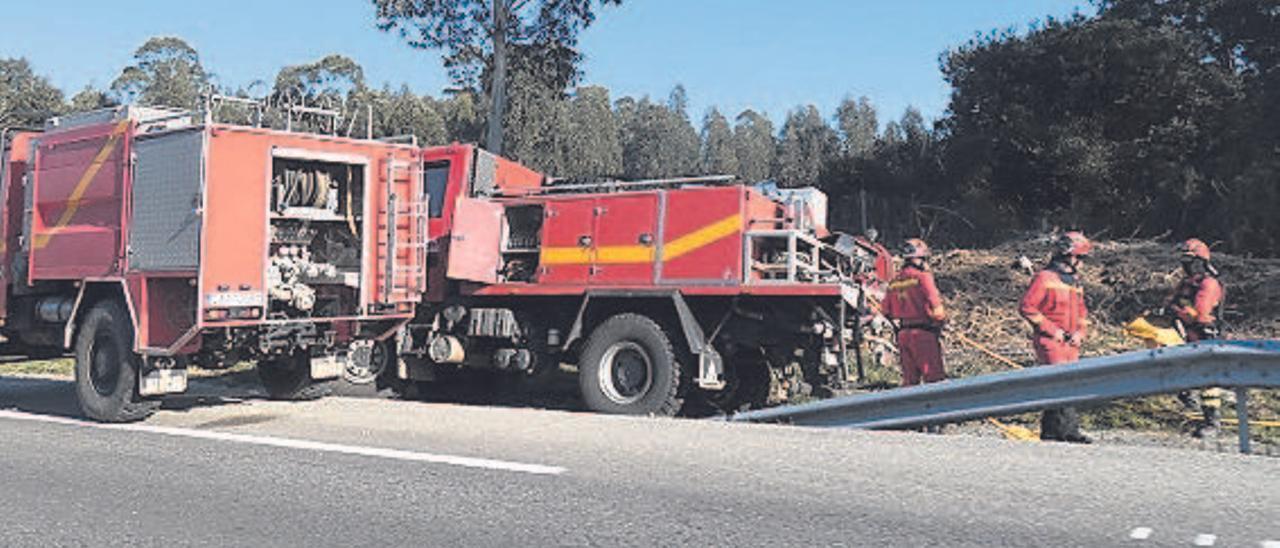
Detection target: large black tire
<box><xmin>577</xmin><ymin>313</ymin><xmax>683</xmax><ymax>416</ymax></box>
<box><xmin>73</xmin><ymin>300</ymin><xmax>159</xmax><ymax>422</ymax></box>
<box><xmin>258</xmin><ymin>353</ymin><xmax>333</xmax><ymax>401</ymax></box>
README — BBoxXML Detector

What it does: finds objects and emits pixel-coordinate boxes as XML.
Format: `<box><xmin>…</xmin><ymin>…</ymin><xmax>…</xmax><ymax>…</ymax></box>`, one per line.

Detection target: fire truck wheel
<box><xmin>73</xmin><ymin>300</ymin><xmax>160</xmax><ymax>423</ymax></box>
<box><xmin>578</xmin><ymin>313</ymin><xmax>683</xmax><ymax>416</ymax></box>
<box><xmin>258</xmin><ymin>354</ymin><xmax>333</xmax><ymax>401</ymax></box>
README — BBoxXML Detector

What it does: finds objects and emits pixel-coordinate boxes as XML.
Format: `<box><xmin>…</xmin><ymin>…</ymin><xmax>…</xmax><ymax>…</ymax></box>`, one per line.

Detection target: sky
<box><xmin>0</xmin><ymin>0</ymin><xmax>1091</xmax><ymax>126</ymax></box>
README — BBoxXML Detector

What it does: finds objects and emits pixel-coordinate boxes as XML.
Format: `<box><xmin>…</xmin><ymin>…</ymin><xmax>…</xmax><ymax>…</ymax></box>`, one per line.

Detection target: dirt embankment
<box><xmin>908</xmin><ymin>237</ymin><xmax>1280</xmax><ymax>450</ymax></box>
<box><xmin>931</xmin><ymin>238</ymin><xmax>1280</xmax><ymax>372</ymax></box>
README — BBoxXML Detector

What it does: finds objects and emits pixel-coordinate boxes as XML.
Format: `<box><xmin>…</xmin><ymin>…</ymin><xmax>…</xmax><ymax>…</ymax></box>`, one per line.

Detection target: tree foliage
<box><xmin>562</xmin><ymin>85</ymin><xmax>622</xmax><ymax>178</ymax></box>
<box><xmin>939</xmin><ymin>5</ymin><xmax>1267</xmax><ymax>248</ymax></box>
<box><xmin>835</xmin><ymin>96</ymin><xmax>877</xmax><ymax>160</ymax></box>
<box><xmin>372</xmin><ymin>0</ymin><xmax>621</xmax><ymax>153</ymax></box>
<box><xmin>615</xmin><ymin>87</ymin><xmax>699</xmax><ymax>179</ymax></box>
<box><xmin>68</xmin><ymin>86</ymin><xmax>118</xmax><ymax>114</ymax></box>
<box><xmin>111</xmin><ymin>37</ymin><xmax>208</xmax><ymax>109</ymax></box>
<box><xmin>775</xmin><ymin>105</ymin><xmax>837</xmax><ymax>188</ymax></box>
<box><xmin>699</xmin><ymin>108</ymin><xmax>738</xmax><ymax>176</ymax></box>
<box><xmin>0</xmin><ymin>59</ymin><xmax>63</xmax><ymax>127</ymax></box>
<box><xmin>732</xmin><ymin>110</ymin><xmax>776</xmax><ymax>183</ymax></box>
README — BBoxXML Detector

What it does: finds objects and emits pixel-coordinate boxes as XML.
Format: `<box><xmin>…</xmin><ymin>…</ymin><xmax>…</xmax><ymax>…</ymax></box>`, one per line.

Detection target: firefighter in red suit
<box><xmin>1020</xmin><ymin>232</ymin><xmax>1093</xmax><ymax>443</ymax></box>
<box><xmin>1168</xmin><ymin>238</ymin><xmax>1226</xmax><ymax>437</ymax></box>
<box><xmin>882</xmin><ymin>239</ymin><xmax>947</xmax><ymax>387</ymax></box>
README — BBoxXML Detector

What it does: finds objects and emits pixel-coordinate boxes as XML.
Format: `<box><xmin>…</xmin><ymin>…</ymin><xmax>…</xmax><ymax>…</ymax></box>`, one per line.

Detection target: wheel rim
<box><xmin>598</xmin><ymin>341</ymin><xmax>653</xmax><ymax>405</ymax></box>
<box><xmin>89</xmin><ymin>332</ymin><xmax>122</xmax><ymax>397</ymax></box>
<box><xmin>344</xmin><ymin>342</ymin><xmax>387</xmax><ymax>385</ymax></box>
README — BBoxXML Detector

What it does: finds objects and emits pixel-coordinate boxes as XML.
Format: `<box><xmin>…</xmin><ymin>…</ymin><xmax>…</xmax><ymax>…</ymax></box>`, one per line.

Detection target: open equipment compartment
<box><xmin>266</xmin><ymin>153</ymin><xmax>367</xmax><ymax>319</ymax></box>
<box><xmin>499</xmin><ymin>203</ymin><xmax>543</xmax><ymax>282</ymax></box>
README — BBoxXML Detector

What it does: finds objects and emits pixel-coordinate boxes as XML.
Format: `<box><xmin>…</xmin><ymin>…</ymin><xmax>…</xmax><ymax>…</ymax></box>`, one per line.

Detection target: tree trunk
<box><xmin>486</xmin><ymin>0</ymin><xmax>509</xmax><ymax>155</ymax></box>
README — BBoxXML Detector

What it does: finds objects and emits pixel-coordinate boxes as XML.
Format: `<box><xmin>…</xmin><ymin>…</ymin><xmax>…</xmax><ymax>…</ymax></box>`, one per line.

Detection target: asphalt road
<box><xmin>1</xmin><ymin>375</ymin><xmax>1277</xmax><ymax>547</ymax></box>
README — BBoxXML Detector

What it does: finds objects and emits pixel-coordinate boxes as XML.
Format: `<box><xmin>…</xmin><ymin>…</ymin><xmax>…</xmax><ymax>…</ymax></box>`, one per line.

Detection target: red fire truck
<box><xmin>0</xmin><ymin>106</ymin><xmax>425</xmax><ymax>421</ymax></box>
<box><xmin>382</xmin><ymin>144</ymin><xmax>881</xmax><ymax>415</ymax></box>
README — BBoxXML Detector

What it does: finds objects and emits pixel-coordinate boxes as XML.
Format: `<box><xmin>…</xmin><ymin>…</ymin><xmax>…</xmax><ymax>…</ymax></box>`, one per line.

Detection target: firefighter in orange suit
<box><xmin>1020</xmin><ymin>232</ymin><xmax>1093</xmax><ymax>443</ymax></box>
<box><xmin>881</xmin><ymin>239</ymin><xmax>947</xmax><ymax>387</ymax></box>
<box><xmin>1168</xmin><ymin>238</ymin><xmax>1226</xmax><ymax>437</ymax></box>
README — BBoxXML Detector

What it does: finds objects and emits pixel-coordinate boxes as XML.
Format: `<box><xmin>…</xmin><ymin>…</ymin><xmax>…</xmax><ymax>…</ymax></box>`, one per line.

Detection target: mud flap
<box><xmin>310</xmin><ymin>354</ymin><xmax>343</xmax><ymax>380</ymax></box>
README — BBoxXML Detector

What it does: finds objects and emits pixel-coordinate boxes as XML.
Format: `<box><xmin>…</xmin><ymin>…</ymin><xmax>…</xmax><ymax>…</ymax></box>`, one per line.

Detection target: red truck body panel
<box><xmin>538</xmin><ymin>198</ymin><xmax>596</xmax><ymax>285</ymax></box>
<box><xmin>0</xmin><ymin>131</ymin><xmax>37</xmax><ymax>321</ymax></box>
<box><xmin>659</xmin><ymin>186</ymin><xmax>744</xmax><ymax>284</ymax></box>
<box><xmin>28</xmin><ymin>120</ymin><xmax>132</xmax><ymax>281</ymax></box>
<box><xmin>591</xmin><ymin>193</ymin><xmax>659</xmax><ymax>285</ymax></box>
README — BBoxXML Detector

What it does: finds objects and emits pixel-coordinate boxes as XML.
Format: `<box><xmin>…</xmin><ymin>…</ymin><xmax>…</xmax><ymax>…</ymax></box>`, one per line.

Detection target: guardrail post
<box><xmin>1235</xmin><ymin>387</ymin><xmax>1251</xmax><ymax>455</ymax></box>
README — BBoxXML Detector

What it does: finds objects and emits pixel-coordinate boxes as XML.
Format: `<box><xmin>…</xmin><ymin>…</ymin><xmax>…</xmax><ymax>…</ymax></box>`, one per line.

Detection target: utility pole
<box><xmin>486</xmin><ymin>0</ymin><xmax>509</xmax><ymax>155</ymax></box>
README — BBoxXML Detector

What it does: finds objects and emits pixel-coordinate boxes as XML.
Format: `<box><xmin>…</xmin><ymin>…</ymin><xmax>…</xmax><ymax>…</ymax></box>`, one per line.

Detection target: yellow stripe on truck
<box><xmin>540</xmin><ymin>213</ymin><xmax>741</xmax><ymax>266</ymax></box>
<box><xmin>595</xmin><ymin>245</ymin><xmax>655</xmax><ymax>264</ymax></box>
<box><xmin>32</xmin><ymin>120</ymin><xmax>130</xmax><ymax>250</ymax></box>
<box><xmin>541</xmin><ymin>246</ymin><xmax>593</xmax><ymax>265</ymax></box>
<box><xmin>661</xmin><ymin>214</ymin><xmax>741</xmax><ymax>261</ymax></box>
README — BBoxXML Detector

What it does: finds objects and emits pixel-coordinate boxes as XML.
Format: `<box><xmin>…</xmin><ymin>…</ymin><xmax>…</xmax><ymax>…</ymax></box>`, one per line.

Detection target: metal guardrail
<box><xmin>729</xmin><ymin>340</ymin><xmax>1280</xmax><ymax>454</ymax></box>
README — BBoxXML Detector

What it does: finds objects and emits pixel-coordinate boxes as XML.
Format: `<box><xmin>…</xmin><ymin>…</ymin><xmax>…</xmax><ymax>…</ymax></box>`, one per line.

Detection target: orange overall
<box><xmin>1020</xmin><ymin>264</ymin><xmax>1090</xmax><ymax>440</ymax></box>
<box><xmin>1171</xmin><ymin>274</ymin><xmax>1223</xmax><ymax>342</ymax></box>
<box><xmin>882</xmin><ymin>265</ymin><xmax>947</xmax><ymax>386</ymax></box>
<box><xmin>1020</xmin><ymin>267</ymin><xmax>1089</xmax><ymax>365</ymax></box>
<box><xmin>1171</xmin><ymin>272</ymin><xmax>1226</xmax><ymax>416</ymax></box>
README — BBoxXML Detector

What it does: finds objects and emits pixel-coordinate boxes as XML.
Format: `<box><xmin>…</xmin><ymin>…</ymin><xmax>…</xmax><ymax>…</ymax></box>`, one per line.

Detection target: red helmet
<box><xmin>1054</xmin><ymin>231</ymin><xmax>1092</xmax><ymax>257</ymax></box>
<box><xmin>901</xmin><ymin>238</ymin><xmax>931</xmax><ymax>259</ymax></box>
<box><xmin>1178</xmin><ymin>238</ymin><xmax>1211</xmax><ymax>261</ymax></box>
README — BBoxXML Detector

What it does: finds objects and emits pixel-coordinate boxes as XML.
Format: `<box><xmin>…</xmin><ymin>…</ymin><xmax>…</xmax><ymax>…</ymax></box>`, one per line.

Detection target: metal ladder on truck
<box><xmin>378</xmin><ymin>156</ymin><xmax>428</xmax><ymax>305</ymax></box>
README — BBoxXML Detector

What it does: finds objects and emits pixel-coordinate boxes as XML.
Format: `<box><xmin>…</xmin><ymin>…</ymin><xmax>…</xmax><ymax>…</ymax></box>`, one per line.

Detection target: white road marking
<box><xmin>1129</xmin><ymin>527</ymin><xmax>1153</xmax><ymax>540</ymax></box>
<box><xmin>0</xmin><ymin>409</ymin><xmax>566</xmax><ymax>476</ymax></box>
<box><xmin>1261</xmin><ymin>541</ymin><xmax>1280</xmax><ymax>548</ymax></box>
<box><xmin>1194</xmin><ymin>534</ymin><xmax>1217</xmax><ymax>546</ymax></box>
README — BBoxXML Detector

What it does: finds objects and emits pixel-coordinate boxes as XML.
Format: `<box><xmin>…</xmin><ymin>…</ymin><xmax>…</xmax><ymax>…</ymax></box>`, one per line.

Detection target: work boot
<box><xmin>1061</xmin><ymin>432</ymin><xmax>1093</xmax><ymax>444</ymax></box>
<box><xmin>1193</xmin><ymin>406</ymin><xmax>1221</xmax><ymax>439</ymax></box>
<box><xmin>1177</xmin><ymin>391</ymin><xmax>1199</xmax><ymax>411</ymax></box>
<box><xmin>1040</xmin><ymin>409</ymin><xmax>1064</xmax><ymax>441</ymax></box>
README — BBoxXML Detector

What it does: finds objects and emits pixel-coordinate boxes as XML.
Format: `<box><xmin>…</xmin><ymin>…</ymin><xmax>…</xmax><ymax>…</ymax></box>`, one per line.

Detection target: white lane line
<box><xmin>1260</xmin><ymin>541</ymin><xmax>1280</xmax><ymax>548</ymax></box>
<box><xmin>0</xmin><ymin>409</ymin><xmax>566</xmax><ymax>476</ymax></box>
<box><xmin>1194</xmin><ymin>534</ymin><xmax>1217</xmax><ymax>546</ymax></box>
<box><xmin>1129</xmin><ymin>527</ymin><xmax>1153</xmax><ymax>540</ymax></box>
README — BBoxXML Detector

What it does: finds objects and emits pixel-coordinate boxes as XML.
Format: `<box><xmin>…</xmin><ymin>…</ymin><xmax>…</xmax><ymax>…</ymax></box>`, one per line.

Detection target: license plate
<box><xmin>139</xmin><ymin>368</ymin><xmax>188</xmax><ymax>396</ymax></box>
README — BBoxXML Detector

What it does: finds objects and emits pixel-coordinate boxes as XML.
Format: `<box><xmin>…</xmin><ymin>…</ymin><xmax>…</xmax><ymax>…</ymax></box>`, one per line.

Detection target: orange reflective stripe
<box><xmin>888</xmin><ymin>278</ymin><xmax>920</xmax><ymax>291</ymax></box>
<box><xmin>1043</xmin><ymin>281</ymin><xmax>1083</xmax><ymax>293</ymax></box>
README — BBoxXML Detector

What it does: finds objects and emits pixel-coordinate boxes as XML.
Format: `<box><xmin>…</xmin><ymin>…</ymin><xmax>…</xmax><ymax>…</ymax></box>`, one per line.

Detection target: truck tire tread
<box><xmin>258</xmin><ymin>355</ymin><xmax>333</xmax><ymax>401</ymax></box>
<box><xmin>73</xmin><ymin>300</ymin><xmax>160</xmax><ymax>423</ymax></box>
<box><xmin>578</xmin><ymin>312</ymin><xmax>683</xmax><ymax>416</ymax></box>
